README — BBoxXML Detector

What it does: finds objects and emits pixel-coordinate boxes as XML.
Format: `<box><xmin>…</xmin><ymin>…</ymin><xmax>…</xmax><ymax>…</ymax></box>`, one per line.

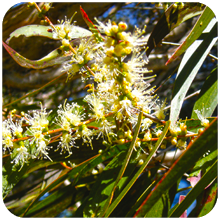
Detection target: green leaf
<box><xmin>184</xmin><ymin>117</ymin><xmax>215</xmax><ymax>133</ymax></box>
<box><xmin>189</xmin><ymin>144</ymin><xmax>217</xmax><ymax>177</ymax></box>
<box><xmin>166</xmin><ymin>6</ymin><xmax>215</xmax><ymax>65</ymax></box>
<box><xmin>71</xmin><ymin>144</ymin><xmax>128</xmax><ymax>185</ymax></box>
<box><xmin>6</xmin><ymin>24</ymin><xmax>92</xmax><ymax>43</ymax></box>
<box><xmin>25</xmin><ymin>184</ymin><xmax>74</xmax><ymax>216</ymax></box>
<box><xmin>23</xmin><ymin>144</ymin><xmax>128</xmax><ymax>216</ymax></box>
<box><xmin>105</xmin><ymin>120</ymin><xmax>171</xmax><ymax>217</ymax></box>
<box><xmin>134</xmin><ymin>118</ymin><xmax>217</xmax><ymax>217</ymax></box>
<box><xmin>145</xmin><ymin>192</ymin><xmax>170</xmax><ymax>217</ymax></box>
<box><xmin>3</xmin><ymin>42</ymin><xmax>71</xmax><ymax>69</ymax></box>
<box><xmin>191</xmin><ymin>67</ymin><xmax>218</xmax><ymax>119</ymax></box>
<box><xmin>83</xmin><ymin>149</ymin><xmax>138</xmax><ymax>217</ymax></box>
<box><xmin>169</xmin><ymin>18</ymin><xmax>217</xmax><ymax>126</ymax></box>
<box><xmin>99</xmin><ymin>110</ymin><xmax>143</xmax><ymax>217</ymax></box>
<box><xmin>198</xmin><ymin>179</ymin><xmax>217</xmax><ymax>217</ymax></box>
<box><xmin>22</xmin><ymin>160</ymin><xmax>91</xmax><ymax>216</ymax></box>
<box><xmin>169</xmin><ymin>160</ymin><xmax>217</xmax><ymax>217</ymax></box>
<box><xmin>32</xmin><ymin>193</ymin><xmax>73</xmax><ymax>217</ymax></box>
<box><xmin>146</xmin><ymin>3</ymin><xmax>204</xmax><ymax>56</ymax></box>
<box><xmin>2</xmin><ymin>157</ymin><xmax>34</xmax><ymax>199</ymax></box>
<box><xmin>125</xmin><ymin>173</ymin><xmax>160</xmax><ymax>217</ymax></box>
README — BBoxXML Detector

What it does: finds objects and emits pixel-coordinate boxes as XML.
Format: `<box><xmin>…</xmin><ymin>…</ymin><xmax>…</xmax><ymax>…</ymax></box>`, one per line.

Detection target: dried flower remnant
<box><xmin>194</xmin><ymin>108</ymin><xmax>210</xmax><ymax>128</ymax></box>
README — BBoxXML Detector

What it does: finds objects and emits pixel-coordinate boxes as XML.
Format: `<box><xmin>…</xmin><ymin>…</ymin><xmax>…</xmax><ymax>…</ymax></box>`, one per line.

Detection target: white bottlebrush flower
<box><xmin>94</xmin><ymin>18</ymin><xmax>115</xmax><ymax>36</ymax></box>
<box><xmin>35</xmin><ymin>140</ymin><xmax>52</xmax><ymax>162</ymax></box>
<box><xmin>96</xmin><ymin>119</ymin><xmax>116</xmax><ymax>143</ymax></box>
<box><xmin>155</xmin><ymin>100</ymin><xmax>167</xmax><ymax>120</ymax></box>
<box><xmin>56</xmin><ymin>117</ymin><xmax>71</xmax><ymax>132</ymax></box>
<box><xmin>63</xmin><ymin>37</ymin><xmax>97</xmax><ymax>79</ymax></box>
<box><xmin>63</xmin><ymin>62</ymin><xmax>80</xmax><ymax>79</ymax></box>
<box><xmin>2</xmin><ymin>117</ymin><xmax>24</xmax><ymax>153</ymax></box>
<box><xmin>57</xmin><ymin>101</ymin><xmax>85</xmax><ymax>127</ymax></box>
<box><xmin>57</xmin><ymin>132</ymin><xmax>78</xmax><ymax>157</ymax></box>
<box><xmin>2</xmin><ymin>119</ymin><xmax>14</xmax><ymax>152</ymax></box>
<box><xmin>26</xmin><ymin>127</ymin><xmax>52</xmax><ymax>161</ymax></box>
<box><xmin>53</xmin><ymin>16</ymin><xmax>75</xmax><ymax>40</ymax></box>
<box><xmin>84</xmin><ymin>93</ymin><xmax>105</xmax><ymax>120</ymax></box>
<box><xmin>8</xmin><ymin>118</ymin><xmax>23</xmax><ymax>137</ymax></box>
<box><xmin>118</xmin><ymin>99</ymin><xmax>133</xmax><ymax>118</ymax></box>
<box><xmin>123</xmin><ymin>50</ymin><xmax>150</xmax><ymax>80</ymax></box>
<box><xmin>25</xmin><ymin>104</ymin><xmax>51</xmax><ymax>131</ymax></box>
<box><xmin>141</xmin><ymin>118</ymin><xmax>153</xmax><ymax>131</ymax></box>
<box><xmin>131</xmin><ymin>83</ymin><xmax>155</xmax><ymax>113</ymax></box>
<box><xmin>75</xmin><ymin>125</ymin><xmax>93</xmax><ymax>148</ymax></box>
<box><xmin>11</xmin><ymin>146</ymin><xmax>30</xmax><ymax>170</ymax></box>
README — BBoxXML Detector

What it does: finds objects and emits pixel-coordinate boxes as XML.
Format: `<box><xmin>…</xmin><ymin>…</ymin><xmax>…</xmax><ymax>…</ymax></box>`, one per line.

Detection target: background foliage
<box><xmin>2</xmin><ymin>2</ymin><xmax>217</xmax><ymax>217</ymax></box>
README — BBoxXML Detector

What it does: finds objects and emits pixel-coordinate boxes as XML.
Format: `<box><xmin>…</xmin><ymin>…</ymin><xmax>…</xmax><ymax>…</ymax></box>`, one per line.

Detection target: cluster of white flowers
<box><xmin>2</xmin><ymin>106</ymin><xmax>52</xmax><ymax>170</ymax></box>
<box><xmin>3</xmin><ymin>17</ymin><xmax>208</xmax><ymax>170</ymax></box>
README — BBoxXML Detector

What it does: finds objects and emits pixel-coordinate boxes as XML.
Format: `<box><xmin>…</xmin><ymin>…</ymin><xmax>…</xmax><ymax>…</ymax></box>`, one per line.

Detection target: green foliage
<box><xmin>2</xmin><ymin>2</ymin><xmax>217</xmax><ymax>218</ymax></box>
<box><xmin>134</xmin><ymin>119</ymin><xmax>217</xmax><ymax>217</ymax></box>
<box><xmin>169</xmin><ymin>17</ymin><xmax>217</xmax><ymax>126</ymax></box>
<box><xmin>166</xmin><ymin>6</ymin><xmax>215</xmax><ymax>64</ymax></box>
<box><xmin>6</xmin><ymin>24</ymin><xmax>92</xmax><ymax>43</ymax></box>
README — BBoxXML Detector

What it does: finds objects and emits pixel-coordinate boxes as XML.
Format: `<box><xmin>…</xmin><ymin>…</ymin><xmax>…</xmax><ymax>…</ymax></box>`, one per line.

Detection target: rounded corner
<box><xmin>2</xmin><ymin>2</ymin><xmax>26</xmax><ymax>26</ymax></box>
<box><xmin>1</xmin><ymin>198</ymin><xmax>21</xmax><ymax>218</ymax></box>
<box><xmin>200</xmin><ymin>2</ymin><xmax>219</xmax><ymax>20</ymax></box>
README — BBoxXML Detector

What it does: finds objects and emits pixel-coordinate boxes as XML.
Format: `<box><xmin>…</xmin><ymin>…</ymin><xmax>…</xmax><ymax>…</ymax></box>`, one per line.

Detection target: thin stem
<box><xmin>100</xmin><ymin>109</ymin><xmax>143</xmax><ymax>217</ymax></box>
<box><xmin>3</xmin><ymin>71</ymin><xmax>67</xmax><ymax>108</ymax></box>
<box><xmin>208</xmin><ymin>53</ymin><xmax>218</xmax><ymax>60</ymax></box>
<box><xmin>85</xmin><ymin>64</ymin><xmax>95</xmax><ymax>76</ymax></box>
<box><xmin>162</xmin><ymin>41</ymin><xmax>181</xmax><ymax>46</ymax></box>
<box><xmin>68</xmin><ymin>44</ymin><xmax>77</xmax><ymax>55</ymax></box>
<box><xmin>12</xmin><ymin>112</ymin><xmax>115</xmax><ymax>143</ymax></box>
<box><xmin>33</xmin><ymin>2</ymin><xmax>56</xmax><ymax>30</ymax></box>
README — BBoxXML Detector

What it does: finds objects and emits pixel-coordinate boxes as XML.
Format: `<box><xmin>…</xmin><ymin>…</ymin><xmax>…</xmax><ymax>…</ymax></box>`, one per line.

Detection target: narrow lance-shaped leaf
<box><xmin>23</xmin><ymin>144</ymin><xmax>128</xmax><ymax>216</ymax></box>
<box><xmin>169</xmin><ymin>160</ymin><xmax>217</xmax><ymax>217</ymax></box>
<box><xmin>80</xmin><ymin>6</ymin><xmax>104</xmax><ymax>42</ymax></box>
<box><xmin>134</xmin><ymin>118</ymin><xmax>217</xmax><ymax>217</ymax></box>
<box><xmin>191</xmin><ymin>67</ymin><xmax>218</xmax><ymax>119</ymax></box>
<box><xmin>197</xmin><ymin>179</ymin><xmax>217</xmax><ymax>217</ymax></box>
<box><xmin>104</xmin><ymin>120</ymin><xmax>171</xmax><ymax>217</ymax></box>
<box><xmin>6</xmin><ymin>24</ymin><xmax>92</xmax><ymax>43</ymax></box>
<box><xmin>83</xmin><ymin>146</ymin><xmax>139</xmax><ymax>217</ymax></box>
<box><xmin>3</xmin><ymin>42</ymin><xmax>72</xmax><ymax>69</ymax></box>
<box><xmin>169</xmin><ymin>18</ymin><xmax>217</xmax><ymax>126</ymax></box>
<box><xmin>25</xmin><ymin>184</ymin><xmax>74</xmax><ymax>216</ymax></box>
<box><xmin>99</xmin><ymin>110</ymin><xmax>143</xmax><ymax>217</ymax></box>
<box><xmin>166</xmin><ymin>6</ymin><xmax>215</xmax><ymax>65</ymax></box>
<box><xmin>2</xmin><ymin>158</ymin><xmax>34</xmax><ymax>199</ymax></box>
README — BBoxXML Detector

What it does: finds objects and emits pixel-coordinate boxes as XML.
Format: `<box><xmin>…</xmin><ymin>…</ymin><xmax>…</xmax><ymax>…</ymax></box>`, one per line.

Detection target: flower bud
<box><xmin>171</xmin><ymin>137</ymin><xmax>177</xmax><ymax>146</ymax></box>
<box><xmin>144</xmin><ymin>130</ymin><xmax>152</xmax><ymax>141</ymax></box>
<box><xmin>160</xmin><ymin>143</ymin><xmax>166</xmax><ymax>149</ymax></box>
<box><xmin>125</xmin><ymin>130</ymin><xmax>133</xmax><ymax>140</ymax></box>
<box><xmin>177</xmin><ymin>139</ymin><xmax>187</xmax><ymax>150</ymax></box>
<box><xmin>198</xmin><ymin>128</ymin><xmax>204</xmax><ymax>134</ymax></box>
<box><xmin>62</xmin><ymin>39</ymin><xmax>70</xmax><ymax>47</ymax></box>
<box><xmin>118</xmin><ymin>22</ymin><xmax>127</xmax><ymax>31</ymax></box>
<box><xmin>138</xmin><ymin>159</ymin><xmax>144</xmax><ymax>166</ymax></box>
<box><xmin>116</xmin><ymin>139</ymin><xmax>125</xmax><ymax>145</ymax></box>
<box><xmin>110</xmin><ymin>25</ymin><xmax>119</xmax><ymax>35</ymax></box>
<box><xmin>114</xmin><ymin>44</ymin><xmax>124</xmax><ymax>57</ymax></box>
